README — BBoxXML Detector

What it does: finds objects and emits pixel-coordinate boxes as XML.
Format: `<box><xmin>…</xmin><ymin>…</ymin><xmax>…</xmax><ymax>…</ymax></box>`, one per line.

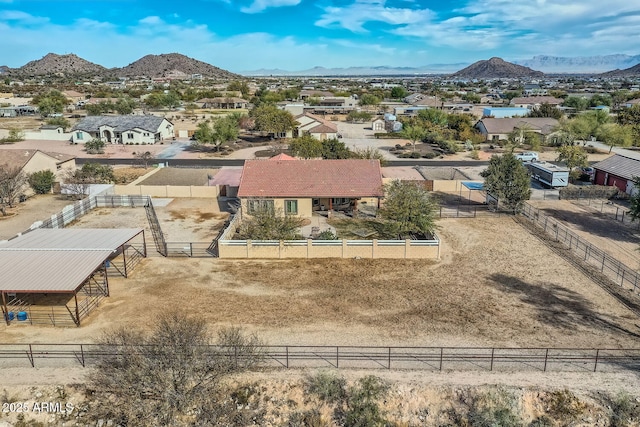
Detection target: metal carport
<box><xmin>0</xmin><ymin>228</ymin><xmax>146</xmax><ymax>326</ymax></box>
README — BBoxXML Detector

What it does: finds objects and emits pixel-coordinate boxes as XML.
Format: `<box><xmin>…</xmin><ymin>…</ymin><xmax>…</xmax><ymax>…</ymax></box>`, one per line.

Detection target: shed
<box><xmin>592</xmin><ymin>154</ymin><xmax>640</xmax><ymax>194</ymax></box>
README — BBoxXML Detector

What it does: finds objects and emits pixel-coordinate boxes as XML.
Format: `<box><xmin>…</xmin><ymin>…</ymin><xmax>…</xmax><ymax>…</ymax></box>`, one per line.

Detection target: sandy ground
<box><xmin>65</xmin><ymin>198</ymin><xmax>228</xmax><ymax>244</ymax></box>
<box><xmin>2</xmin><ymin>217</ymin><xmax>639</xmax><ymax>351</ymax></box>
<box><xmin>529</xmin><ymin>199</ymin><xmax>640</xmax><ymax>270</ymax></box>
<box><xmin>0</xmin><ymin>194</ymin><xmax>78</xmax><ymax>240</ymax></box>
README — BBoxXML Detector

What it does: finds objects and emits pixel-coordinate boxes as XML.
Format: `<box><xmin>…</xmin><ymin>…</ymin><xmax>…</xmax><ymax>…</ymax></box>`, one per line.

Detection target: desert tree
<box><xmin>33</xmin><ymin>89</ymin><xmax>68</xmax><ymax>117</ymax></box>
<box><xmin>134</xmin><ymin>151</ymin><xmax>154</xmax><ymax>169</ymax></box>
<box><xmin>556</xmin><ymin>145</ymin><xmax>588</xmax><ymax>180</ymax></box>
<box><xmin>401</xmin><ymin>124</ymin><xmax>427</xmax><ymax>152</ymax></box>
<box><xmin>63</xmin><ymin>163</ymin><xmax>115</xmax><ymax>198</ymax></box>
<box><xmin>250</xmin><ymin>104</ymin><xmax>297</xmax><ymax>138</ymax></box>
<box><xmin>628</xmin><ymin>177</ymin><xmax>640</xmax><ymax>223</ymax></box>
<box><xmin>193</xmin><ymin>115</ymin><xmax>240</xmax><ymax>152</ymax></box>
<box><xmin>0</xmin><ymin>165</ymin><xmax>28</xmax><ymax>215</ymax></box>
<box><xmin>289</xmin><ymin>134</ymin><xmax>322</xmax><ymax>159</ymax></box>
<box><xmin>321</xmin><ymin>138</ymin><xmax>351</xmax><ymax>159</ymax></box>
<box><xmin>480</xmin><ymin>153</ymin><xmax>532</xmax><ymax>212</ymax></box>
<box><xmin>528</xmin><ymin>103</ymin><xmax>563</xmax><ymax>119</ymax></box>
<box><xmin>378</xmin><ymin>180</ymin><xmax>438</xmax><ymax>238</ymax></box>
<box><xmin>350</xmin><ymin>146</ymin><xmax>387</xmax><ymax>166</ymax></box>
<box><xmin>87</xmin><ymin>312</ymin><xmax>264</xmax><ymax>427</ymax></box>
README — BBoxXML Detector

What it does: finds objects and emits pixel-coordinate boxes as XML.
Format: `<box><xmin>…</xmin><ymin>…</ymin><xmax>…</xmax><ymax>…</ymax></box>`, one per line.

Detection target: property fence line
<box><xmin>12</xmin><ymin>194</ymin><xmax>218</xmax><ymax>258</ymax></box>
<box><xmin>438</xmin><ymin>205</ymin><xmax>514</xmax><ymax>218</ymax></box>
<box><xmin>0</xmin><ymin>343</ymin><xmax>638</xmax><ymax>373</ymax></box>
<box><xmin>571</xmin><ymin>198</ymin><xmax>639</xmax><ymax>230</ymax></box>
<box><xmin>520</xmin><ymin>203</ymin><xmax>640</xmax><ymax>294</ymax></box>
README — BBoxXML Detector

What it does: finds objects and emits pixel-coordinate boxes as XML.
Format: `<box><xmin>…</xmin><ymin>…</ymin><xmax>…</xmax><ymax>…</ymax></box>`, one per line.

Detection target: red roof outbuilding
<box><xmin>237</xmin><ymin>159</ymin><xmax>384</xmax><ymax>198</ymax></box>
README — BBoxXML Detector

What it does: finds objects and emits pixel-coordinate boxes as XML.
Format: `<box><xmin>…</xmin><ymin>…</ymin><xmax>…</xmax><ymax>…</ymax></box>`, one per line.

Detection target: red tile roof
<box><xmin>238</xmin><ymin>159</ymin><xmax>384</xmax><ymax>198</ymax></box>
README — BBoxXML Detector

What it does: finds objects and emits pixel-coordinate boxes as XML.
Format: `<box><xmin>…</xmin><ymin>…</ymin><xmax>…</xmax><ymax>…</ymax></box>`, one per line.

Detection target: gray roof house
<box><xmin>71</xmin><ymin>115</ymin><xmax>174</xmax><ymax>144</ymax></box>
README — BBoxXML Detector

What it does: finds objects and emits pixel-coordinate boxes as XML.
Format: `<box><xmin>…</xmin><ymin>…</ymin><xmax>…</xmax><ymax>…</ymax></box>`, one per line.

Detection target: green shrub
<box><xmin>545</xmin><ymin>389</ymin><xmax>585</xmax><ymax>421</ymax></box>
<box><xmin>304</xmin><ymin>372</ymin><xmax>346</xmax><ymax>404</ymax></box>
<box><xmin>342</xmin><ymin>376</ymin><xmax>390</xmax><ymax>427</ymax></box>
<box><xmin>28</xmin><ymin>170</ymin><xmax>56</xmax><ymax>194</ymax></box>
<box><xmin>608</xmin><ymin>392</ymin><xmax>640</xmax><ymax>427</ymax></box>
<box><xmin>422</xmin><ymin>152</ymin><xmax>439</xmax><ymax>159</ymax></box>
<box><xmin>317</xmin><ymin>230</ymin><xmax>338</xmax><ymax>240</ymax></box>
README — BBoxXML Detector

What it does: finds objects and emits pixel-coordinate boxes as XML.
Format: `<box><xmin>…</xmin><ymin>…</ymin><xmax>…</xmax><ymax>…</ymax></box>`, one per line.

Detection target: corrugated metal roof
<box><xmin>0</xmin><ymin>250</ymin><xmax>113</xmax><ymax>292</ymax></box>
<box><xmin>592</xmin><ymin>154</ymin><xmax>640</xmax><ymax>180</ymax></box>
<box><xmin>0</xmin><ymin>228</ymin><xmax>143</xmax><ymax>250</ymax></box>
<box><xmin>0</xmin><ymin>228</ymin><xmax>143</xmax><ymax>293</ymax></box>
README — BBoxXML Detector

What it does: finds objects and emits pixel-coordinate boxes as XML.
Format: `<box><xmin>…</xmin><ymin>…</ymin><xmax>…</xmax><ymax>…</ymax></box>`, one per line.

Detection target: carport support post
<box><xmin>1</xmin><ymin>292</ymin><xmax>9</xmax><ymax>325</ymax></box>
<box><xmin>142</xmin><ymin>230</ymin><xmax>147</xmax><ymax>257</ymax></box>
<box><xmin>74</xmin><ymin>292</ymin><xmax>80</xmax><ymax>327</ymax></box>
<box><xmin>122</xmin><ymin>244</ymin><xmax>128</xmax><ymax>278</ymax></box>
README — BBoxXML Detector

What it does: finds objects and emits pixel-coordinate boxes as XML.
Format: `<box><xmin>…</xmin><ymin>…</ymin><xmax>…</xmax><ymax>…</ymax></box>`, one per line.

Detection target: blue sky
<box><xmin>1</xmin><ymin>0</ymin><xmax>639</xmax><ymax>71</ymax></box>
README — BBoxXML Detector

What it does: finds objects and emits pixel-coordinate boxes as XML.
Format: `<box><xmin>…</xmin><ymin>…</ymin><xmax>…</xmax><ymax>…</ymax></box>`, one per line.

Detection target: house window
<box><xmin>127</xmin><ymin>133</ymin><xmax>134</xmax><ymax>139</ymax></box>
<box><xmin>285</xmin><ymin>200</ymin><xmax>298</xmax><ymax>215</ymax></box>
<box><xmin>247</xmin><ymin>199</ymin><xmax>274</xmax><ymax>215</ymax></box>
<box><xmin>332</xmin><ymin>198</ymin><xmax>349</xmax><ymax>205</ymax></box>
<box><xmin>75</xmin><ymin>132</ymin><xmax>83</xmax><ymax>140</ymax></box>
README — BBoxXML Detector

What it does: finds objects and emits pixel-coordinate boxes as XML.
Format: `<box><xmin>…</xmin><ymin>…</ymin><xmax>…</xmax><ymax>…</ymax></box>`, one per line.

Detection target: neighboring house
<box><xmin>294</xmin><ymin>113</ymin><xmax>338</xmax><ymax>140</ymax></box>
<box><xmin>510</xmin><ymin>96</ymin><xmax>563</xmax><ymax>109</ymax></box>
<box><xmin>62</xmin><ymin>90</ymin><xmax>85</xmax><ymax>105</ymax></box>
<box><xmin>403</xmin><ymin>93</ymin><xmax>425</xmax><ymax>104</ymax></box>
<box><xmin>0</xmin><ymin>149</ymin><xmax>76</xmax><ymax>195</ymax></box>
<box><xmin>475</xmin><ymin>118</ymin><xmax>559</xmax><ymax>141</ymax></box>
<box><xmin>197</xmin><ymin>97</ymin><xmax>249</xmax><ymax>109</ymax></box>
<box><xmin>237</xmin><ymin>157</ymin><xmax>384</xmax><ymax>219</ymax></box>
<box><xmin>300</xmin><ymin>90</ymin><xmax>334</xmax><ymax>100</ymax></box>
<box><xmin>482</xmin><ymin>107</ymin><xmax>529</xmax><ymax>118</ymax></box>
<box><xmin>622</xmin><ymin>99</ymin><xmax>640</xmax><ymax>108</ymax></box>
<box><xmin>71</xmin><ymin>115</ymin><xmax>174</xmax><ymax>144</ymax></box>
<box><xmin>592</xmin><ymin>154</ymin><xmax>640</xmax><ymax>195</ymax></box>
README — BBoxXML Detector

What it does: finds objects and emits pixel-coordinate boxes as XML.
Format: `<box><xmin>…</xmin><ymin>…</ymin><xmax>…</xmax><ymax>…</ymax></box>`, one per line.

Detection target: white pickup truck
<box><xmin>515</xmin><ymin>152</ymin><xmax>539</xmax><ymax>162</ymax></box>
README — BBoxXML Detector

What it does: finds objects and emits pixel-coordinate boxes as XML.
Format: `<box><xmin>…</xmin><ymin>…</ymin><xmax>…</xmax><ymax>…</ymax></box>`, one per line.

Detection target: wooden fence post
<box><xmin>594</xmin><ymin>349</ymin><xmax>600</xmax><ymax>372</ymax></box>
<box><xmin>543</xmin><ymin>349</ymin><xmax>549</xmax><ymax>372</ymax></box>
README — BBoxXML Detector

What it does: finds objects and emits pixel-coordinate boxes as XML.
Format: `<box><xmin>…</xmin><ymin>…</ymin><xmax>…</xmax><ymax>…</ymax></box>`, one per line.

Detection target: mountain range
<box><xmin>452</xmin><ymin>57</ymin><xmax>544</xmax><ymax>79</ymax></box>
<box><xmin>2</xmin><ymin>53</ymin><xmax>640</xmax><ymax>78</ymax></box>
<box><xmin>242</xmin><ymin>54</ymin><xmax>640</xmax><ymax>76</ymax></box>
<box><xmin>2</xmin><ymin>53</ymin><xmax>240</xmax><ymax>79</ymax></box>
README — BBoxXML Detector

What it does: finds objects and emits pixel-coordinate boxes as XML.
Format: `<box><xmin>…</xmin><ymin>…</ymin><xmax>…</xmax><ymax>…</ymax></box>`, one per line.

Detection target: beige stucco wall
<box><xmin>218</xmin><ymin>239</ymin><xmax>439</xmax><ymax>259</ymax></box>
<box><xmin>241</xmin><ymin>198</ymin><xmax>313</xmax><ymax>218</ymax></box>
<box><xmin>113</xmin><ymin>185</ymin><xmax>219</xmax><ymax>198</ymax></box>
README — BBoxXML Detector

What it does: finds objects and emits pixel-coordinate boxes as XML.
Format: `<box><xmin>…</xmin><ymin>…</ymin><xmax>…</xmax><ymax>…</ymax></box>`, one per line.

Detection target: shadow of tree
<box><xmin>489</xmin><ymin>273</ymin><xmax>640</xmax><ymax>339</ymax></box>
<box><xmin>538</xmin><ymin>207</ymin><xmax>640</xmax><ymax>244</ymax></box>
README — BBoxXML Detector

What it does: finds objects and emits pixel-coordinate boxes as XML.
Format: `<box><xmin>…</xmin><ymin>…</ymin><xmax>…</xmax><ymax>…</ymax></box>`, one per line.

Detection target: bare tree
<box><xmin>0</xmin><ymin>165</ymin><xmax>28</xmax><ymax>216</ymax></box>
<box><xmin>61</xmin><ymin>168</ymin><xmax>91</xmax><ymax>199</ymax></box>
<box><xmin>134</xmin><ymin>151</ymin><xmax>154</xmax><ymax>169</ymax></box>
<box><xmin>87</xmin><ymin>312</ymin><xmax>264</xmax><ymax>426</ymax></box>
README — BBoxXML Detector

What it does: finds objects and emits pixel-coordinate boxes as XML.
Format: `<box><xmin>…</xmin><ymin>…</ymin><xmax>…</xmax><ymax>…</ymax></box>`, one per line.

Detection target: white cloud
<box><xmin>240</xmin><ymin>0</ymin><xmax>301</xmax><ymax>14</ymax></box>
<box><xmin>315</xmin><ymin>0</ymin><xmax>433</xmax><ymax>32</ymax></box>
<box><xmin>0</xmin><ymin>10</ymin><xmax>49</xmax><ymax>24</ymax></box>
<box><xmin>139</xmin><ymin>16</ymin><xmax>164</xmax><ymax>25</ymax></box>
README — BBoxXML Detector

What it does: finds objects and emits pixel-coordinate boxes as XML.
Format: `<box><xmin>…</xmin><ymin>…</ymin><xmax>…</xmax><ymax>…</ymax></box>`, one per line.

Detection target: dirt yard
<box><xmin>529</xmin><ymin>199</ymin><xmax>640</xmax><ymax>269</ymax></box>
<box><xmin>2</xmin><ymin>217</ymin><xmax>639</xmax><ymax>350</ymax></box>
<box><xmin>0</xmin><ymin>194</ymin><xmax>77</xmax><ymax>240</ymax></box>
<box><xmin>66</xmin><ymin>198</ymin><xmax>228</xmax><ymax>244</ymax></box>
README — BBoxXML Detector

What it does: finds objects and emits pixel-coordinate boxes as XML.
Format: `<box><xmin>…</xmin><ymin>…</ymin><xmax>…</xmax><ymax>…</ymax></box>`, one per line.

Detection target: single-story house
<box><xmin>482</xmin><ymin>107</ymin><xmax>529</xmax><ymax>118</ymax></box>
<box><xmin>71</xmin><ymin>115</ymin><xmax>174</xmax><ymax>144</ymax></box>
<box><xmin>294</xmin><ymin>113</ymin><xmax>338</xmax><ymax>140</ymax></box>
<box><xmin>475</xmin><ymin>117</ymin><xmax>559</xmax><ymax>141</ymax></box>
<box><xmin>237</xmin><ymin>157</ymin><xmax>384</xmax><ymax>219</ymax></box>
<box><xmin>0</xmin><ymin>149</ymin><xmax>76</xmax><ymax>195</ymax></box>
<box><xmin>510</xmin><ymin>96</ymin><xmax>563</xmax><ymax>108</ymax></box>
<box><xmin>592</xmin><ymin>154</ymin><xmax>640</xmax><ymax>195</ymax></box>
<box><xmin>622</xmin><ymin>99</ymin><xmax>640</xmax><ymax>108</ymax></box>
<box><xmin>197</xmin><ymin>97</ymin><xmax>249</xmax><ymax>109</ymax></box>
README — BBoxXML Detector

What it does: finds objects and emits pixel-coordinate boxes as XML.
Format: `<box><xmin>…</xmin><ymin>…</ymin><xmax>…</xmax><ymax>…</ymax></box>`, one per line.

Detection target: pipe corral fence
<box><xmin>0</xmin><ymin>344</ymin><xmax>638</xmax><ymax>373</ymax></box>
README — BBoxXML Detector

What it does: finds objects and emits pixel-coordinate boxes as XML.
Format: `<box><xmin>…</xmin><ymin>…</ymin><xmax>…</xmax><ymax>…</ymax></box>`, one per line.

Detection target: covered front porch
<box><xmin>312</xmin><ymin>197</ymin><xmax>380</xmax><ymax>217</ymax></box>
